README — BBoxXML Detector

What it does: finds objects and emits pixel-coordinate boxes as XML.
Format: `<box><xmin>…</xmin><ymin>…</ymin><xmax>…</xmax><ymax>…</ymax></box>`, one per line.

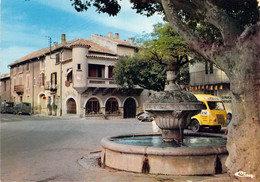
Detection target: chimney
<box><xmin>61</xmin><ymin>34</ymin><xmax>66</xmax><ymax>43</ymax></box>
<box><xmin>128</xmin><ymin>38</ymin><xmax>134</xmax><ymax>45</ymax></box>
<box><xmin>115</xmin><ymin>33</ymin><xmax>119</xmax><ymax>39</ymax></box>
<box><xmin>108</xmin><ymin>32</ymin><xmax>113</xmax><ymax>38</ymax></box>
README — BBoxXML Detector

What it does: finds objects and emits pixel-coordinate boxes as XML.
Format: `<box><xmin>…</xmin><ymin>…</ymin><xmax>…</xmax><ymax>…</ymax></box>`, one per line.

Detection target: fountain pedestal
<box><xmin>144</xmin><ymin>63</ymin><xmax>203</xmax><ymax>143</ymax></box>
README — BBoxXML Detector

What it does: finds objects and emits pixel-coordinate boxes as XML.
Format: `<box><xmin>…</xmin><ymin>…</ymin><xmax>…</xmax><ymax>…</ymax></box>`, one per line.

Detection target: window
<box><xmin>26</xmin><ymin>75</ymin><xmax>30</xmax><ymax>89</ymax></box>
<box><xmin>77</xmin><ymin>64</ymin><xmax>81</xmax><ymax>70</ymax></box>
<box><xmin>4</xmin><ymin>81</ymin><xmax>6</xmax><ymax>91</ymax></box>
<box><xmin>51</xmin><ymin>72</ymin><xmax>57</xmax><ymax>86</ymax></box>
<box><xmin>209</xmin><ymin>62</ymin><xmax>214</xmax><ymax>74</ymax></box>
<box><xmin>41</xmin><ymin>73</ymin><xmax>45</xmax><ymax>86</ymax></box>
<box><xmin>56</xmin><ymin>54</ymin><xmax>60</xmax><ymax>64</ymax></box>
<box><xmin>89</xmin><ymin>64</ymin><xmax>104</xmax><ymax>78</ymax></box>
<box><xmin>19</xmin><ymin>76</ymin><xmax>23</xmax><ymax>85</ymax></box>
<box><xmin>205</xmin><ymin>61</ymin><xmax>214</xmax><ymax>74</ymax></box>
<box><xmin>67</xmin><ymin>69</ymin><xmax>73</xmax><ymax>83</ymax></box>
<box><xmin>86</xmin><ymin>98</ymin><xmax>100</xmax><ymax>114</ymax></box>
<box><xmin>200</xmin><ymin>102</ymin><xmax>207</xmax><ymax>110</ymax></box>
<box><xmin>26</xmin><ymin>63</ymin><xmax>30</xmax><ymax>71</ymax></box>
<box><xmin>105</xmin><ymin>98</ymin><xmax>119</xmax><ymax>114</ymax></box>
<box><xmin>207</xmin><ymin>101</ymin><xmax>225</xmax><ymax>110</ymax></box>
<box><xmin>40</xmin><ymin>60</ymin><xmax>45</xmax><ymax>70</ymax></box>
<box><xmin>205</xmin><ymin>61</ymin><xmax>208</xmax><ymax>74</ymax></box>
<box><xmin>109</xmin><ymin>66</ymin><xmax>114</xmax><ymax>78</ymax></box>
<box><xmin>18</xmin><ymin>65</ymin><xmax>23</xmax><ymax>73</ymax></box>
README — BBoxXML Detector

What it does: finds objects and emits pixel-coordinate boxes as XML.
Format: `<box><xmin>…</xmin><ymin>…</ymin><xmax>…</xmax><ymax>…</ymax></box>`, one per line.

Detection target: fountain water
<box><xmin>100</xmin><ymin>63</ymin><xmax>228</xmax><ymax>175</ymax></box>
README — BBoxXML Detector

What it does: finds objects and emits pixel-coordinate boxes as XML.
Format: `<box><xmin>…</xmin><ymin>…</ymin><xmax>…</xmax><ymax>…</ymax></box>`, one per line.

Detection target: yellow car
<box><xmin>190</xmin><ymin>94</ymin><xmax>227</xmax><ymax>132</ymax></box>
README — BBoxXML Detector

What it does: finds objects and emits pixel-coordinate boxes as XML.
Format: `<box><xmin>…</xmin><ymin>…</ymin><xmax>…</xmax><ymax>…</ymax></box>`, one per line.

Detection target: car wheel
<box><xmin>191</xmin><ymin>119</ymin><xmax>200</xmax><ymax>133</ymax></box>
<box><xmin>212</xmin><ymin>126</ymin><xmax>221</xmax><ymax>132</ymax></box>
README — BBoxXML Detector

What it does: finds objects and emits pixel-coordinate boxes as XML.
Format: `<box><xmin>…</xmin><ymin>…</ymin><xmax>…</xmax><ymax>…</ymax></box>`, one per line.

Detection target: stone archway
<box><xmin>105</xmin><ymin>98</ymin><xmax>119</xmax><ymax>114</ymax></box>
<box><xmin>85</xmin><ymin>98</ymin><xmax>100</xmax><ymax>115</ymax></box>
<box><xmin>123</xmin><ymin>98</ymin><xmax>136</xmax><ymax>118</ymax></box>
<box><xmin>67</xmin><ymin>98</ymin><xmax>77</xmax><ymax>114</ymax></box>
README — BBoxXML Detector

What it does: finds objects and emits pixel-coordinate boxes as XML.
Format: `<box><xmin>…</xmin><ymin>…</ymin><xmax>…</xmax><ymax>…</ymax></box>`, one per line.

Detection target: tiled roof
<box><xmin>0</xmin><ymin>73</ymin><xmax>10</xmax><ymax>80</ymax></box>
<box><xmin>86</xmin><ymin>54</ymin><xmax>118</xmax><ymax>60</ymax></box>
<box><xmin>9</xmin><ymin>39</ymin><xmax>116</xmax><ymax>67</ymax></box>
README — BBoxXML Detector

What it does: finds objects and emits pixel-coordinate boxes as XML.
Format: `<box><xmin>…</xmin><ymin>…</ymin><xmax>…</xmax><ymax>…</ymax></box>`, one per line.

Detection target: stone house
<box><xmin>8</xmin><ymin>33</ymin><xmax>144</xmax><ymax>118</ymax></box>
<box><xmin>188</xmin><ymin>61</ymin><xmax>231</xmax><ymax>112</ymax></box>
<box><xmin>0</xmin><ymin>73</ymin><xmax>11</xmax><ymax>102</ymax></box>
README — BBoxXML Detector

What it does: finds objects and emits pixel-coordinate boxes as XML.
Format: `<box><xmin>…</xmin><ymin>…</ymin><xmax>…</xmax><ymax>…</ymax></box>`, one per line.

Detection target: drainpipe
<box><xmin>60</xmin><ymin>49</ymin><xmax>64</xmax><ymax>116</ymax></box>
<box><xmin>7</xmin><ymin>65</ymin><xmax>11</xmax><ymax>102</ymax></box>
<box><xmin>32</xmin><ymin>60</ymin><xmax>35</xmax><ymax>114</ymax></box>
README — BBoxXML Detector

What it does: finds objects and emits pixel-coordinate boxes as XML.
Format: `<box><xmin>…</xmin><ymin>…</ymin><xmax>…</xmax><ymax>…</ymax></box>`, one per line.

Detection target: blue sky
<box><xmin>1</xmin><ymin>0</ymin><xmax>163</xmax><ymax>74</ymax></box>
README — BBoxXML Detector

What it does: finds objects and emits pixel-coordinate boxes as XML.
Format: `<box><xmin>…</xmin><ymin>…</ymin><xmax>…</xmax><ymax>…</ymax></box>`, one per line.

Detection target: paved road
<box><xmin>1</xmin><ymin>114</ymin><xmax>227</xmax><ymax>182</ymax></box>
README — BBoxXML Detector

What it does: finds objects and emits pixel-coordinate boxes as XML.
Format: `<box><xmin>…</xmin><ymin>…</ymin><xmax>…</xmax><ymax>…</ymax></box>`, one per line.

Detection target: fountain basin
<box><xmin>101</xmin><ymin>133</ymin><xmax>228</xmax><ymax>175</ymax></box>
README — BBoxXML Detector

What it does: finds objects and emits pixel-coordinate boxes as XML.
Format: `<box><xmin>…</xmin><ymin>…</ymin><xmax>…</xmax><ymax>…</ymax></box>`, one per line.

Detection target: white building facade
<box><xmin>9</xmin><ymin>33</ymin><xmax>144</xmax><ymax>119</ymax></box>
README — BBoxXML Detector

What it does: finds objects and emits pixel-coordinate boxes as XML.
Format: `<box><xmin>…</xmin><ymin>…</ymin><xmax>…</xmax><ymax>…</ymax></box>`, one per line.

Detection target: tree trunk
<box><xmin>226</xmin><ymin>37</ymin><xmax>260</xmax><ymax>181</ymax></box>
<box><xmin>161</xmin><ymin>1</ymin><xmax>260</xmax><ymax>181</ymax></box>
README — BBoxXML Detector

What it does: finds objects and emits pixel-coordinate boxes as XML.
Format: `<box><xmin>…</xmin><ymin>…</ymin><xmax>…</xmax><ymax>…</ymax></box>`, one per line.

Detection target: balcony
<box><xmin>87</xmin><ymin>77</ymin><xmax>117</xmax><ymax>88</ymax></box>
<box><xmin>14</xmin><ymin>85</ymin><xmax>24</xmax><ymax>95</ymax></box>
<box><xmin>50</xmin><ymin>84</ymin><xmax>57</xmax><ymax>92</ymax></box>
<box><xmin>44</xmin><ymin>81</ymin><xmax>57</xmax><ymax>92</ymax></box>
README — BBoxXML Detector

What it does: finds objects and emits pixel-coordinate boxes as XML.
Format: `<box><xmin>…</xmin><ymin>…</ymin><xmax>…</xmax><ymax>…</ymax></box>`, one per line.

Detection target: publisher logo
<box><xmin>235</xmin><ymin>171</ymin><xmax>254</xmax><ymax>179</ymax></box>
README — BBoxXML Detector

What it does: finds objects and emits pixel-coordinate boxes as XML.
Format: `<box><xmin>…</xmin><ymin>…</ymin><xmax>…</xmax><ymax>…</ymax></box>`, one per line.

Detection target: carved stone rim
<box><xmin>101</xmin><ymin>133</ymin><xmax>227</xmax><ymax>156</ymax></box>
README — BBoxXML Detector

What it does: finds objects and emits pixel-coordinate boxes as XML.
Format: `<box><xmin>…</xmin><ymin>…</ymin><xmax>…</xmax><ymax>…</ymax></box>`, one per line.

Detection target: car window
<box><xmin>207</xmin><ymin>101</ymin><xmax>225</xmax><ymax>110</ymax></box>
<box><xmin>23</xmin><ymin>103</ymin><xmax>30</xmax><ymax>107</ymax></box>
<box><xmin>200</xmin><ymin>102</ymin><xmax>207</xmax><ymax>110</ymax></box>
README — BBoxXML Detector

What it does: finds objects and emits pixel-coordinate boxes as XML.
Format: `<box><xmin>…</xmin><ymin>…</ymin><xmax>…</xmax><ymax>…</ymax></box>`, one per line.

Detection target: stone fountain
<box><xmin>100</xmin><ymin>63</ymin><xmax>228</xmax><ymax>175</ymax></box>
<box><xmin>144</xmin><ymin>62</ymin><xmax>203</xmax><ymax>143</ymax></box>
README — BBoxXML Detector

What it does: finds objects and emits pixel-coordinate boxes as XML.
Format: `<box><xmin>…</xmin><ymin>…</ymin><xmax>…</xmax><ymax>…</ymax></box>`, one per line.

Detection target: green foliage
<box><xmin>114</xmin><ymin>23</ymin><xmax>192</xmax><ymax>91</ymax></box>
<box><xmin>140</xmin><ymin>23</ymin><xmax>192</xmax><ymax>63</ymax></box>
<box><xmin>114</xmin><ymin>55</ymin><xmax>166</xmax><ymax>91</ymax></box>
<box><xmin>214</xmin><ymin>0</ymin><xmax>259</xmax><ymax>27</ymax></box>
<box><xmin>70</xmin><ymin>0</ymin><xmax>121</xmax><ymax>16</ymax></box>
<box><xmin>70</xmin><ymin>0</ymin><xmax>259</xmax><ymax>43</ymax></box>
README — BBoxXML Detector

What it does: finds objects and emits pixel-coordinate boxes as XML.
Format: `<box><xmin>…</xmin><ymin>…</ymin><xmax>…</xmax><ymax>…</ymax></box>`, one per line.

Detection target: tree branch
<box><xmin>201</xmin><ymin>0</ymin><xmax>243</xmax><ymax>45</ymax></box>
<box><xmin>161</xmin><ymin>0</ymin><xmax>213</xmax><ymax>60</ymax></box>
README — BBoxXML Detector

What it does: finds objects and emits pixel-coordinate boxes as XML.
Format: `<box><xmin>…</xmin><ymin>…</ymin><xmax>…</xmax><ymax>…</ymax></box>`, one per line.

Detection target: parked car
<box><xmin>137</xmin><ymin>112</ymin><xmax>154</xmax><ymax>122</ymax></box>
<box><xmin>0</xmin><ymin>102</ymin><xmax>14</xmax><ymax>113</ymax></box>
<box><xmin>190</xmin><ymin>94</ymin><xmax>227</xmax><ymax>132</ymax></box>
<box><xmin>13</xmin><ymin>102</ymin><xmax>31</xmax><ymax>115</ymax></box>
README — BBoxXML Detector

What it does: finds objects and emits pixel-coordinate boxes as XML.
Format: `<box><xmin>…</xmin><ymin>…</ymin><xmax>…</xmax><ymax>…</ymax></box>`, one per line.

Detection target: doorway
<box><xmin>123</xmin><ymin>98</ymin><xmax>136</xmax><ymax>118</ymax></box>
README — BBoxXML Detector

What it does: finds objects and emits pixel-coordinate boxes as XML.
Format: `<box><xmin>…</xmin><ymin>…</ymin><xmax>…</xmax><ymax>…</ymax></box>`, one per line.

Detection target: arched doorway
<box><xmin>123</xmin><ymin>98</ymin><xmax>136</xmax><ymax>118</ymax></box>
<box><xmin>85</xmin><ymin>98</ymin><xmax>100</xmax><ymax>114</ymax></box>
<box><xmin>67</xmin><ymin>98</ymin><xmax>77</xmax><ymax>114</ymax></box>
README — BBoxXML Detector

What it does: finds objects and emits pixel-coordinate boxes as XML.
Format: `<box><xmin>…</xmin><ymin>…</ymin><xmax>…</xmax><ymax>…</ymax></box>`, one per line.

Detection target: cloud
<box><xmin>35</xmin><ymin>0</ymin><xmax>163</xmax><ymax>34</ymax></box>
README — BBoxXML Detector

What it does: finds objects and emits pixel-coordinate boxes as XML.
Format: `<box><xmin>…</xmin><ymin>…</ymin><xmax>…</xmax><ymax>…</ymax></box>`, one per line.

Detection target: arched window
<box><xmin>86</xmin><ymin>98</ymin><xmax>100</xmax><ymax>114</ymax></box>
<box><xmin>105</xmin><ymin>98</ymin><xmax>119</xmax><ymax>114</ymax></box>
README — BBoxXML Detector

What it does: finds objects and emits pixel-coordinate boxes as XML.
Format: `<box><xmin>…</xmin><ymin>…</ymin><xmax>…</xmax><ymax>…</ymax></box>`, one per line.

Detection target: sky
<box><xmin>1</xmin><ymin>0</ymin><xmax>163</xmax><ymax>75</ymax></box>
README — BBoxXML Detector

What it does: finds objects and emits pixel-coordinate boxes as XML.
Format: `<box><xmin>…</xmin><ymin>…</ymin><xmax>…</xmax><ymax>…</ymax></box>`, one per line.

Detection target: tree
<box><xmin>70</xmin><ymin>0</ymin><xmax>260</xmax><ymax>180</ymax></box>
<box><xmin>114</xmin><ymin>23</ymin><xmax>192</xmax><ymax>91</ymax></box>
<box><xmin>114</xmin><ymin>55</ymin><xmax>166</xmax><ymax>91</ymax></box>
